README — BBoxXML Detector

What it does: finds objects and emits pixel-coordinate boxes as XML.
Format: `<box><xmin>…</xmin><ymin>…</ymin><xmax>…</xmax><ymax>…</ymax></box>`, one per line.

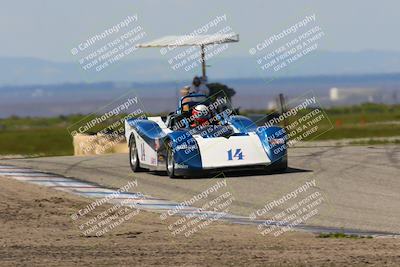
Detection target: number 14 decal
<box><xmin>227</xmin><ymin>148</ymin><xmax>244</xmax><ymax>160</ymax></box>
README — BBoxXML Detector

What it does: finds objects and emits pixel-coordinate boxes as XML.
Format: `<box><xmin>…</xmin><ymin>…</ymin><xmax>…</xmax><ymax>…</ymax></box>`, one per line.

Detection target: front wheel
<box><xmin>166</xmin><ymin>143</ymin><xmax>177</xmax><ymax>178</ymax></box>
<box><xmin>269</xmin><ymin>159</ymin><xmax>288</xmax><ymax>172</ymax></box>
<box><xmin>129</xmin><ymin>135</ymin><xmax>145</xmax><ymax>172</ymax></box>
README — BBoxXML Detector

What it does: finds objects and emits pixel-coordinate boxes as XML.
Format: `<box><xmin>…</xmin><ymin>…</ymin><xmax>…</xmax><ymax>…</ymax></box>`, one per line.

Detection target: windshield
<box><xmin>179</xmin><ymin>94</ymin><xmax>209</xmax><ymax>113</ymax></box>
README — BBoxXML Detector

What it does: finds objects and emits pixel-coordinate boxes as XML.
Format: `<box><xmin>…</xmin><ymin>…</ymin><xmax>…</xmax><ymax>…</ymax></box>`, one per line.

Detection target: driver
<box><xmin>191</xmin><ymin>104</ymin><xmax>211</xmax><ymax>128</ymax></box>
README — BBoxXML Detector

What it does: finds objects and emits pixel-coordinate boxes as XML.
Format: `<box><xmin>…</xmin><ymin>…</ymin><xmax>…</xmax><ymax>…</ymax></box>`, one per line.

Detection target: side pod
<box><xmin>255</xmin><ymin>126</ymin><xmax>288</xmax><ymax>165</ymax></box>
<box><xmin>165</xmin><ymin>130</ymin><xmax>203</xmax><ymax>170</ymax></box>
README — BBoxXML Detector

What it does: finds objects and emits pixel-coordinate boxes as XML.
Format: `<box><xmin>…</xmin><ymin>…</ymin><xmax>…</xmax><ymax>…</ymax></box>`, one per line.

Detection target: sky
<box><xmin>0</xmin><ymin>0</ymin><xmax>398</xmax><ymax>62</ymax></box>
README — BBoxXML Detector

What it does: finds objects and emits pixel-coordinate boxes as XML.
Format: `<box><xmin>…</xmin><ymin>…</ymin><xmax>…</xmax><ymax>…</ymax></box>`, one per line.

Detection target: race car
<box><xmin>124</xmin><ymin>94</ymin><xmax>288</xmax><ymax>178</ymax></box>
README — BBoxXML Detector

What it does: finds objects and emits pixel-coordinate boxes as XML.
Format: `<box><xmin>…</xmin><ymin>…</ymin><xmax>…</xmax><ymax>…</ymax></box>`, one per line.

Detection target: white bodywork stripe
<box><xmin>135</xmin><ymin>133</ymin><xmax>158</xmax><ymax>166</ymax></box>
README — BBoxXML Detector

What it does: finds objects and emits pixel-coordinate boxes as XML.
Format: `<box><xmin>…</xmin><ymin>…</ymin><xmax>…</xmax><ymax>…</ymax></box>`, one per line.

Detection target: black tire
<box><xmin>129</xmin><ymin>135</ymin><xmax>145</xmax><ymax>172</ymax></box>
<box><xmin>269</xmin><ymin>159</ymin><xmax>288</xmax><ymax>172</ymax></box>
<box><xmin>166</xmin><ymin>142</ymin><xmax>177</xmax><ymax>178</ymax></box>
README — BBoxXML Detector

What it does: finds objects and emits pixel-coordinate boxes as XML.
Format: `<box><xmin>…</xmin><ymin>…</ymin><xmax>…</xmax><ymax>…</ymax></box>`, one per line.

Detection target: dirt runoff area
<box><xmin>0</xmin><ymin>176</ymin><xmax>399</xmax><ymax>267</ymax></box>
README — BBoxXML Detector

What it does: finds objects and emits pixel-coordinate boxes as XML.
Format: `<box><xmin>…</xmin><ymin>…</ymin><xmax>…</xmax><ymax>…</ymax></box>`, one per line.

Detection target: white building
<box><xmin>329</xmin><ymin>87</ymin><xmax>378</xmax><ymax>103</ymax></box>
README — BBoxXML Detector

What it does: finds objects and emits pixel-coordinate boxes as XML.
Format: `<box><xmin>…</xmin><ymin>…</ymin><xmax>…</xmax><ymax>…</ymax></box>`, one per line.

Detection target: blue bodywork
<box><xmin>165</xmin><ymin>130</ymin><xmax>203</xmax><ymax>170</ymax></box>
<box><xmin>255</xmin><ymin>126</ymin><xmax>287</xmax><ymax>164</ymax></box>
<box><xmin>126</xmin><ymin>94</ymin><xmax>288</xmax><ymax>173</ymax></box>
<box><xmin>127</xmin><ymin>116</ymin><xmax>287</xmax><ymax>168</ymax></box>
<box><xmin>228</xmin><ymin>115</ymin><xmax>258</xmax><ymax>133</ymax></box>
<box><xmin>127</xmin><ymin>119</ymin><xmax>165</xmax><ymax>140</ymax></box>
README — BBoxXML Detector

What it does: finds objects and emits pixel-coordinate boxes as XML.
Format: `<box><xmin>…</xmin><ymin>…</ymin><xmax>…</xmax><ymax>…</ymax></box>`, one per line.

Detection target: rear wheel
<box><xmin>129</xmin><ymin>135</ymin><xmax>145</xmax><ymax>172</ymax></box>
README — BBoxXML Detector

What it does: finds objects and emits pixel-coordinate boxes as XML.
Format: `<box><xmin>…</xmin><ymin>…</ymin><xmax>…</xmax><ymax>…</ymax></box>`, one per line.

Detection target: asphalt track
<box><xmin>2</xmin><ymin>145</ymin><xmax>400</xmax><ymax>234</ymax></box>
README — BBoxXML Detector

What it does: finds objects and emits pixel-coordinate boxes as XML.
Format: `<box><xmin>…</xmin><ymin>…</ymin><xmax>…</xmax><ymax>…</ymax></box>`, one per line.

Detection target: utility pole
<box><xmin>279</xmin><ymin>93</ymin><xmax>288</xmax><ymax>128</ymax></box>
<box><xmin>200</xmin><ymin>45</ymin><xmax>206</xmax><ymax>80</ymax></box>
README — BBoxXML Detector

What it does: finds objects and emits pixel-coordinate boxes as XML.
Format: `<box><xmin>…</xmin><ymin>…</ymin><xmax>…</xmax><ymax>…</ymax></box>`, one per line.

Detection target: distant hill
<box><xmin>1</xmin><ymin>51</ymin><xmax>400</xmax><ymax>85</ymax></box>
<box><xmin>1</xmin><ymin>73</ymin><xmax>399</xmax><ymax>117</ymax></box>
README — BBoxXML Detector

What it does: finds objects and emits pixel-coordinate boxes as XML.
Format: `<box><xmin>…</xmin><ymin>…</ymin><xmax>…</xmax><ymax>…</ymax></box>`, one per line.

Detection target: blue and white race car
<box><xmin>124</xmin><ymin>94</ymin><xmax>288</xmax><ymax>178</ymax></box>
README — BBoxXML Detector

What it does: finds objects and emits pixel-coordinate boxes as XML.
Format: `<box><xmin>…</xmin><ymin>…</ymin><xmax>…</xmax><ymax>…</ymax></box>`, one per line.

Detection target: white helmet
<box><xmin>192</xmin><ymin>104</ymin><xmax>210</xmax><ymax>124</ymax></box>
